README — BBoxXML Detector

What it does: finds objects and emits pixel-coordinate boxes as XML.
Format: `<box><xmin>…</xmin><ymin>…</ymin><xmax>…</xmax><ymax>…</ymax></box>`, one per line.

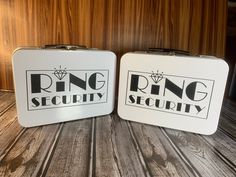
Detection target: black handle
<box><xmin>147</xmin><ymin>48</ymin><xmax>190</xmax><ymax>56</ymax></box>
<box><xmin>43</xmin><ymin>44</ymin><xmax>87</xmax><ymax>50</ymax></box>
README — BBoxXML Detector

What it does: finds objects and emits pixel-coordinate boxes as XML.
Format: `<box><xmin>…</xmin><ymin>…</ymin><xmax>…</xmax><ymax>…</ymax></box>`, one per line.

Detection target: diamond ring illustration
<box><xmin>53</xmin><ymin>66</ymin><xmax>67</xmax><ymax>80</ymax></box>
<box><xmin>150</xmin><ymin>70</ymin><xmax>163</xmax><ymax>83</ymax></box>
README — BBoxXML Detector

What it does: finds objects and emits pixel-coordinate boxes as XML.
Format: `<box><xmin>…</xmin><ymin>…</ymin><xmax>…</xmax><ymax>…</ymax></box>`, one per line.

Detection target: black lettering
<box><xmin>128</xmin><ymin>95</ymin><xmax>135</xmax><ymax>103</ymax></box>
<box><xmin>52</xmin><ymin>96</ymin><xmax>61</xmax><ymax>105</ymax></box>
<box><xmin>145</xmin><ymin>98</ymin><xmax>154</xmax><ymax>106</ymax></box>
<box><xmin>165</xmin><ymin>101</ymin><xmax>176</xmax><ymax>111</ymax></box>
<box><xmin>42</xmin><ymin>97</ymin><xmax>51</xmax><ymax>106</ymax></box>
<box><xmin>97</xmin><ymin>93</ymin><xmax>105</xmax><ymax>100</ymax></box>
<box><xmin>69</xmin><ymin>73</ymin><xmax>87</xmax><ymax>91</ymax></box>
<box><xmin>155</xmin><ymin>99</ymin><xmax>165</xmax><ymax>108</ymax></box>
<box><xmin>186</xmin><ymin>81</ymin><xmax>208</xmax><ymax>101</ymax></box>
<box><xmin>177</xmin><ymin>103</ymin><xmax>182</xmax><ymax>111</ymax></box>
<box><xmin>90</xmin><ymin>94</ymin><xmax>94</xmax><ymax>101</ymax></box>
<box><xmin>164</xmin><ymin>79</ymin><xmax>185</xmax><ymax>98</ymax></box>
<box><xmin>151</xmin><ymin>85</ymin><xmax>160</xmax><ymax>95</ymax></box>
<box><xmin>185</xmin><ymin>104</ymin><xmax>191</xmax><ymax>113</ymax></box>
<box><xmin>195</xmin><ymin>105</ymin><xmax>205</xmax><ymax>114</ymax></box>
<box><xmin>31</xmin><ymin>97</ymin><xmax>40</xmax><ymax>107</ymax></box>
<box><xmin>56</xmin><ymin>81</ymin><xmax>65</xmax><ymax>92</ymax></box>
<box><xmin>73</xmin><ymin>94</ymin><xmax>82</xmax><ymax>103</ymax></box>
<box><xmin>62</xmin><ymin>95</ymin><xmax>71</xmax><ymax>104</ymax></box>
<box><xmin>89</xmin><ymin>72</ymin><xmax>105</xmax><ymax>90</ymax></box>
<box><xmin>137</xmin><ymin>96</ymin><xmax>144</xmax><ymax>105</ymax></box>
<box><xmin>31</xmin><ymin>74</ymin><xmax>52</xmax><ymax>93</ymax></box>
<box><xmin>83</xmin><ymin>94</ymin><xmax>87</xmax><ymax>102</ymax></box>
<box><xmin>130</xmin><ymin>74</ymin><xmax>148</xmax><ymax>93</ymax></box>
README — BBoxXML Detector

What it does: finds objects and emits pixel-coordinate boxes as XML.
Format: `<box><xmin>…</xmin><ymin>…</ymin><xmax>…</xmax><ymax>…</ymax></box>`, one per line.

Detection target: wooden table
<box><xmin>0</xmin><ymin>91</ymin><xmax>235</xmax><ymax>177</ymax></box>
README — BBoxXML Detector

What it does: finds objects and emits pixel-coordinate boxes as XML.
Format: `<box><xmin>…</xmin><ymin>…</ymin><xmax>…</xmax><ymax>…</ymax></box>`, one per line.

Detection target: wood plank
<box><xmin>130</xmin><ymin>122</ymin><xmax>198</xmax><ymax>177</ymax></box>
<box><xmin>0</xmin><ymin>104</ymin><xmax>24</xmax><ymax>161</ymax></box>
<box><xmin>0</xmin><ymin>92</ymin><xmax>15</xmax><ymax>114</ymax></box>
<box><xmin>95</xmin><ymin>114</ymin><xmax>149</xmax><ymax>177</ymax></box>
<box><xmin>222</xmin><ymin>107</ymin><xmax>236</xmax><ymax>122</ymax></box>
<box><xmin>222</xmin><ymin>102</ymin><xmax>236</xmax><ymax>122</ymax></box>
<box><xmin>200</xmin><ymin>129</ymin><xmax>236</xmax><ymax>166</ymax></box>
<box><xmin>0</xmin><ymin>124</ymin><xmax>62</xmax><ymax>177</ymax></box>
<box><xmin>223</xmin><ymin>99</ymin><xmax>236</xmax><ymax>109</ymax></box>
<box><xmin>45</xmin><ymin>119</ymin><xmax>93</xmax><ymax>177</ymax></box>
<box><xmin>0</xmin><ymin>0</ymin><xmax>227</xmax><ymax>90</ymax></box>
<box><xmin>219</xmin><ymin>113</ymin><xmax>236</xmax><ymax>139</ymax></box>
<box><xmin>219</xmin><ymin>100</ymin><xmax>236</xmax><ymax>139</ymax></box>
<box><xmin>164</xmin><ymin>129</ymin><xmax>236</xmax><ymax>177</ymax></box>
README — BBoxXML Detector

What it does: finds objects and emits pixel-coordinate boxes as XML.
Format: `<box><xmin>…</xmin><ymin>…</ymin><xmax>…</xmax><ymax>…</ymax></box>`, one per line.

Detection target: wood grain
<box><xmin>45</xmin><ymin>119</ymin><xmax>92</xmax><ymax>177</ymax></box>
<box><xmin>0</xmin><ymin>0</ymin><xmax>227</xmax><ymax>90</ymax></box>
<box><xmin>222</xmin><ymin>103</ymin><xmax>236</xmax><ymax>122</ymax></box>
<box><xmin>219</xmin><ymin>102</ymin><xmax>236</xmax><ymax>139</ymax></box>
<box><xmin>0</xmin><ymin>92</ymin><xmax>15</xmax><ymax>115</ymax></box>
<box><xmin>94</xmin><ymin>114</ymin><xmax>148</xmax><ymax>177</ymax></box>
<box><xmin>0</xmin><ymin>105</ymin><xmax>24</xmax><ymax>161</ymax></box>
<box><xmin>129</xmin><ymin>122</ymin><xmax>197</xmax><ymax>177</ymax></box>
<box><xmin>223</xmin><ymin>99</ymin><xmax>236</xmax><ymax>108</ymax></box>
<box><xmin>200</xmin><ymin>129</ymin><xmax>236</xmax><ymax>166</ymax></box>
<box><xmin>164</xmin><ymin>129</ymin><xmax>236</xmax><ymax>177</ymax></box>
<box><xmin>0</xmin><ymin>91</ymin><xmax>236</xmax><ymax>176</ymax></box>
<box><xmin>0</xmin><ymin>124</ymin><xmax>62</xmax><ymax>177</ymax></box>
<box><xmin>219</xmin><ymin>113</ymin><xmax>236</xmax><ymax>140</ymax></box>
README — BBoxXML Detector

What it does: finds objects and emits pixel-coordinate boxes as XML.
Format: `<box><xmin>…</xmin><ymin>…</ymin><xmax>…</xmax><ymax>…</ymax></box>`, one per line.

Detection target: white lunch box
<box><xmin>118</xmin><ymin>50</ymin><xmax>228</xmax><ymax>135</ymax></box>
<box><xmin>12</xmin><ymin>45</ymin><xmax>116</xmax><ymax>127</ymax></box>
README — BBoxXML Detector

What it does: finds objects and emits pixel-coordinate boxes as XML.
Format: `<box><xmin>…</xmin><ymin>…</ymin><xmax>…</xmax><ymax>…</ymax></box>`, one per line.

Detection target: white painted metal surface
<box><xmin>12</xmin><ymin>47</ymin><xmax>116</xmax><ymax>127</ymax></box>
<box><xmin>118</xmin><ymin>52</ymin><xmax>228</xmax><ymax>135</ymax></box>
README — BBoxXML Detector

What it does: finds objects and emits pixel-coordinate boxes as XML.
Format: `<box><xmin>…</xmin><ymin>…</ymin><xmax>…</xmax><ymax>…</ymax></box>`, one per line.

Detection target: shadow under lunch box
<box><xmin>118</xmin><ymin>50</ymin><xmax>228</xmax><ymax>135</ymax></box>
<box><xmin>12</xmin><ymin>45</ymin><xmax>116</xmax><ymax>127</ymax></box>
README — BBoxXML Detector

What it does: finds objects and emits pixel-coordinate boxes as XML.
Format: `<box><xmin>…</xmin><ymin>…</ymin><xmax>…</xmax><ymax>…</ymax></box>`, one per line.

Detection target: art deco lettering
<box><xmin>26</xmin><ymin>66</ymin><xmax>109</xmax><ymax>110</ymax></box>
<box><xmin>126</xmin><ymin>70</ymin><xmax>214</xmax><ymax>119</ymax></box>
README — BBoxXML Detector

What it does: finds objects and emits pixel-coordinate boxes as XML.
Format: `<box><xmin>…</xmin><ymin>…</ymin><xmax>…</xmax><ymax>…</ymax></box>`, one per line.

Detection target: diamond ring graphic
<box><xmin>53</xmin><ymin>66</ymin><xmax>67</xmax><ymax>80</ymax></box>
<box><xmin>150</xmin><ymin>70</ymin><xmax>164</xmax><ymax>83</ymax></box>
